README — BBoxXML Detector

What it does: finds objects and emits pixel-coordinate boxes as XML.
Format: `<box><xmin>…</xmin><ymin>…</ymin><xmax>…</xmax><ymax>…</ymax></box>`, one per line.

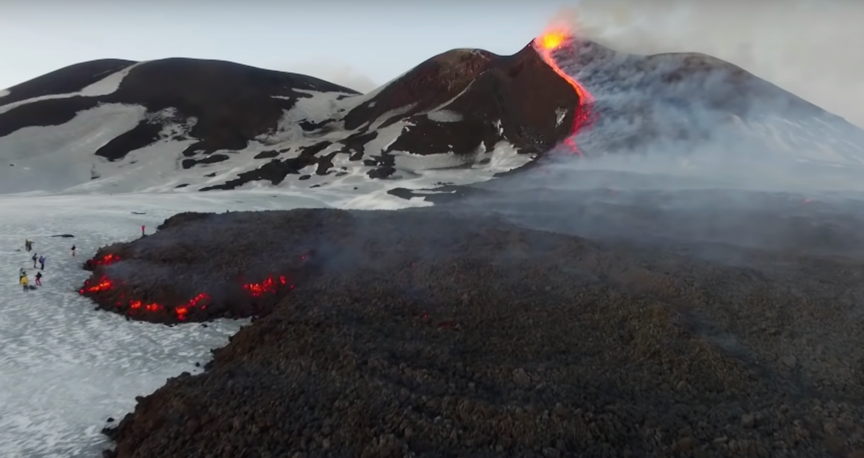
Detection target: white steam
<box><xmin>555</xmin><ymin>0</ymin><xmax>864</xmax><ymax>129</ymax></box>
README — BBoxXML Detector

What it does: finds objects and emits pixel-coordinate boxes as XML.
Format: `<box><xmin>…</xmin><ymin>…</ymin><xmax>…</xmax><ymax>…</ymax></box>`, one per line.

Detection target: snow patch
<box><xmin>0</xmin><ymin>64</ymin><xmax>141</xmax><ymax>116</ymax></box>
<box><xmin>0</xmin><ymin>89</ymin><xmax>8</xmax><ymax>99</ymax></box>
<box><xmin>431</xmin><ymin>79</ymin><xmax>477</xmax><ymax>112</ymax></box>
<box><xmin>426</xmin><ymin>110</ymin><xmax>463</xmax><ymax>123</ymax></box>
<box><xmin>369</xmin><ymin>104</ymin><xmax>416</xmax><ymax>131</ymax></box>
<box><xmin>555</xmin><ymin>108</ymin><xmax>567</xmax><ymax>127</ymax></box>
<box><xmin>364</xmin><ymin>122</ymin><xmax>408</xmax><ymax>155</ymax></box>
<box><xmin>476</xmin><ymin>140</ymin><xmax>534</xmax><ymax>173</ymax></box>
<box><xmin>493</xmin><ymin>120</ymin><xmax>504</xmax><ymax>136</ymax></box>
<box><xmin>79</xmin><ymin>62</ymin><xmax>143</xmax><ymax>97</ymax></box>
<box><xmin>389</xmin><ymin>149</ymin><xmax>464</xmax><ymax>172</ymax></box>
<box><xmin>259</xmin><ymin>91</ymin><xmax>346</xmax><ymax>145</ymax></box>
<box><xmin>0</xmin><ymin>103</ymin><xmax>147</xmax><ymax>194</ymax></box>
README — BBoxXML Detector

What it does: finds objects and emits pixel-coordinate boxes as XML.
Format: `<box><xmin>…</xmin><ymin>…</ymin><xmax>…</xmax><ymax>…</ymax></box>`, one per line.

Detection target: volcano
<box><xmin>4</xmin><ymin>29</ymin><xmax>864</xmax><ymax>458</ymax></box>
<box><xmin>2</xmin><ymin>36</ymin><xmax>863</xmax><ymax>197</ymax></box>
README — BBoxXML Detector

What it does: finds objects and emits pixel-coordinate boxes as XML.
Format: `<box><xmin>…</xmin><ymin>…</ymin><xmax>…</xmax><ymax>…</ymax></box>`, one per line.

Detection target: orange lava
<box><xmin>89</xmin><ymin>253</ymin><xmax>121</xmax><ymax>267</ymax></box>
<box><xmin>79</xmin><ymin>253</ymin><xmax>309</xmax><ymax>321</ymax></box>
<box><xmin>242</xmin><ymin>275</ymin><xmax>291</xmax><ymax>297</ymax></box>
<box><xmin>533</xmin><ymin>28</ymin><xmax>595</xmax><ymax>156</ymax></box>
<box><xmin>539</xmin><ymin>31</ymin><xmax>567</xmax><ymax>50</ymax></box>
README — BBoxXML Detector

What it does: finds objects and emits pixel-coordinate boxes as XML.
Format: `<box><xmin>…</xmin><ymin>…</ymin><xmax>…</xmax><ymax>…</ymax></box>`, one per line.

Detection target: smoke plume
<box><xmin>553</xmin><ymin>0</ymin><xmax>864</xmax><ymax>129</ymax></box>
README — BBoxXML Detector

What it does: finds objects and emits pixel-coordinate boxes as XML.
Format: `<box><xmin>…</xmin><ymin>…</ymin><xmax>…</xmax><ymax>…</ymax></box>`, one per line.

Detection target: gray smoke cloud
<box><xmin>553</xmin><ymin>0</ymin><xmax>864</xmax><ymax>129</ymax></box>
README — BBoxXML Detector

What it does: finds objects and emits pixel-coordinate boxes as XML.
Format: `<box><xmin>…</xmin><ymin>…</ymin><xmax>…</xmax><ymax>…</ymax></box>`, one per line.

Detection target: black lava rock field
<box><xmin>93</xmin><ymin>189</ymin><xmax>864</xmax><ymax>458</ymax></box>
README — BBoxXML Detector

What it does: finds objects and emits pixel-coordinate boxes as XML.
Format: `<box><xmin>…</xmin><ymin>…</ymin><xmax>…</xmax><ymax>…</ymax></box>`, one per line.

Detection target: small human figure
<box><xmin>71</xmin><ymin>245</ymin><xmax>76</xmax><ymax>257</ymax></box>
<box><xmin>141</xmin><ymin>225</ymin><xmax>146</xmax><ymax>237</ymax></box>
<box><xmin>35</xmin><ymin>271</ymin><xmax>42</xmax><ymax>286</ymax></box>
<box><xmin>19</xmin><ymin>267</ymin><xmax>26</xmax><ymax>279</ymax></box>
<box><xmin>24</xmin><ymin>239</ymin><xmax>32</xmax><ymax>252</ymax></box>
<box><xmin>31</xmin><ymin>253</ymin><xmax>38</xmax><ymax>268</ymax></box>
<box><xmin>20</xmin><ymin>274</ymin><xmax>29</xmax><ymax>291</ymax></box>
<box><xmin>38</xmin><ymin>255</ymin><xmax>45</xmax><ymax>271</ymax></box>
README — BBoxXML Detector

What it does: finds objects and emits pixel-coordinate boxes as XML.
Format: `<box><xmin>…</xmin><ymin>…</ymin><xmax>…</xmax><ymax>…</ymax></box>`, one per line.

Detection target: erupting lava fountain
<box><xmin>533</xmin><ymin>27</ymin><xmax>595</xmax><ymax>156</ymax></box>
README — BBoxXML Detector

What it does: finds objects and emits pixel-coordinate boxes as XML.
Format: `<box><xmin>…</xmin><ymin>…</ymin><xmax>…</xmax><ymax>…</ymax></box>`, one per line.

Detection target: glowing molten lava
<box><xmin>78</xmin><ymin>251</ymin><xmax>310</xmax><ymax>321</ymax></box>
<box><xmin>539</xmin><ymin>31</ymin><xmax>567</xmax><ymax>51</ymax></box>
<box><xmin>85</xmin><ymin>253</ymin><xmax>122</xmax><ymax>270</ymax></box>
<box><xmin>243</xmin><ymin>275</ymin><xmax>290</xmax><ymax>297</ymax></box>
<box><xmin>80</xmin><ymin>273</ymin><xmax>295</xmax><ymax>321</ymax></box>
<box><xmin>533</xmin><ymin>28</ymin><xmax>595</xmax><ymax>156</ymax></box>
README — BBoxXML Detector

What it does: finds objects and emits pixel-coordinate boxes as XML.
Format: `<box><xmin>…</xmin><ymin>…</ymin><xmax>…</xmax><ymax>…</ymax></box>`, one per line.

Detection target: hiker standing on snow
<box><xmin>71</xmin><ymin>245</ymin><xmax>76</xmax><ymax>256</ymax></box>
<box><xmin>141</xmin><ymin>225</ymin><xmax>146</xmax><ymax>237</ymax></box>
<box><xmin>24</xmin><ymin>239</ymin><xmax>32</xmax><ymax>252</ymax></box>
<box><xmin>35</xmin><ymin>271</ymin><xmax>42</xmax><ymax>286</ymax></box>
<box><xmin>31</xmin><ymin>253</ymin><xmax>38</xmax><ymax>268</ymax></box>
<box><xmin>19</xmin><ymin>268</ymin><xmax>26</xmax><ymax>280</ymax></box>
<box><xmin>20</xmin><ymin>274</ymin><xmax>29</xmax><ymax>291</ymax></box>
<box><xmin>38</xmin><ymin>255</ymin><xmax>45</xmax><ymax>271</ymax></box>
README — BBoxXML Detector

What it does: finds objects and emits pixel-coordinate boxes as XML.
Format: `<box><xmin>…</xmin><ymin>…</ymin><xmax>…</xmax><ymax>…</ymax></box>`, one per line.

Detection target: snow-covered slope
<box><xmin>0</xmin><ymin>192</ymin><xmax>337</xmax><ymax>458</ymax></box>
<box><xmin>0</xmin><ymin>47</ymin><xmax>579</xmax><ymax>196</ymax></box>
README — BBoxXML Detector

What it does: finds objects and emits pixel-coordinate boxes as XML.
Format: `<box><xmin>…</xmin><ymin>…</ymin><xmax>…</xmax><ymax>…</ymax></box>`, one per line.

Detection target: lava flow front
<box><xmin>79</xmin><ymin>252</ymin><xmax>301</xmax><ymax>323</ymax></box>
<box><xmin>533</xmin><ymin>27</ymin><xmax>595</xmax><ymax>155</ymax></box>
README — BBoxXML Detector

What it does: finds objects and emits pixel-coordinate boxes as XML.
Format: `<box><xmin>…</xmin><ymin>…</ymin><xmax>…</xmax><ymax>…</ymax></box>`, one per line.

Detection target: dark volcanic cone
<box><xmin>343</xmin><ymin>43</ymin><xmax>583</xmax><ymax>156</ymax></box>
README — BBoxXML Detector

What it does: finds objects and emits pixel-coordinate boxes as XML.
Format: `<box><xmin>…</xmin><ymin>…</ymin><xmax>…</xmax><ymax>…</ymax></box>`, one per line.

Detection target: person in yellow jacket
<box><xmin>20</xmin><ymin>274</ymin><xmax>29</xmax><ymax>291</ymax></box>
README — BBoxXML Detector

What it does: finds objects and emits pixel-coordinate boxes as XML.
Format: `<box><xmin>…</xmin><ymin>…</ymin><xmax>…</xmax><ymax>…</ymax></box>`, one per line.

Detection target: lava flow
<box><xmin>242</xmin><ymin>275</ymin><xmax>292</xmax><ymax>297</ymax></box>
<box><xmin>533</xmin><ymin>27</ymin><xmax>595</xmax><ymax>156</ymax></box>
<box><xmin>84</xmin><ymin>253</ymin><xmax>122</xmax><ymax>270</ymax></box>
<box><xmin>78</xmin><ymin>251</ymin><xmax>302</xmax><ymax>322</ymax></box>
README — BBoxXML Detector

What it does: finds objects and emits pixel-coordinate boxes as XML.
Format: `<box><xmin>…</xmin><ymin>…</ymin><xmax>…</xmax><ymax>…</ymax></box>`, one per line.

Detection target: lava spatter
<box><xmin>533</xmin><ymin>27</ymin><xmax>595</xmax><ymax>156</ymax></box>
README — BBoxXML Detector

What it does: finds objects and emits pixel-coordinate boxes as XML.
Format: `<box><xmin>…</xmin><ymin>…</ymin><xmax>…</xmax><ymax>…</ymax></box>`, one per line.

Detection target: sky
<box><xmin>1</xmin><ymin>0</ymin><xmax>863</xmax><ymax>127</ymax></box>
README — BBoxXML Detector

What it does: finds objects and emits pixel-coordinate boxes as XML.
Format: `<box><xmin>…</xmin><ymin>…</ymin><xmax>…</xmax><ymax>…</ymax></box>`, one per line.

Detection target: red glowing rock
<box><xmin>93</xmin><ymin>253</ymin><xmax>121</xmax><ymax>266</ymax></box>
<box><xmin>79</xmin><ymin>253</ymin><xmax>309</xmax><ymax>323</ymax></box>
<box><xmin>242</xmin><ymin>275</ymin><xmax>292</xmax><ymax>297</ymax></box>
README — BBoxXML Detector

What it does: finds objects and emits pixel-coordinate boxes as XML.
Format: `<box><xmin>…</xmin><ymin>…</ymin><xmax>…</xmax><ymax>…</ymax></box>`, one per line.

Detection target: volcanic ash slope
<box><xmin>101</xmin><ymin>207</ymin><xmax>864</xmax><ymax>458</ymax></box>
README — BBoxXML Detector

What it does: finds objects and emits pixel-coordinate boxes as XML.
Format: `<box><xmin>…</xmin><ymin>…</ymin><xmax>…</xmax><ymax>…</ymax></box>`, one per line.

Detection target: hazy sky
<box><xmin>2</xmin><ymin>0</ymin><xmax>862</xmax><ymax>127</ymax></box>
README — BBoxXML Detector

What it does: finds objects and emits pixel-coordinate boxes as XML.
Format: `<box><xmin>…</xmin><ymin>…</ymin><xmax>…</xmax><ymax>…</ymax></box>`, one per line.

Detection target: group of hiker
<box><xmin>19</xmin><ymin>238</ymin><xmax>76</xmax><ymax>292</ymax></box>
<box><xmin>17</xmin><ymin>226</ymin><xmax>146</xmax><ymax>292</ymax></box>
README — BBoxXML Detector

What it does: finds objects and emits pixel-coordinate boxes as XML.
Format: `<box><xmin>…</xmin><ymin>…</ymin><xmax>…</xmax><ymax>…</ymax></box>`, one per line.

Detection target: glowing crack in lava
<box><xmin>86</xmin><ymin>253</ymin><xmax>121</xmax><ymax>268</ymax></box>
<box><xmin>242</xmin><ymin>275</ymin><xmax>291</xmax><ymax>297</ymax></box>
<box><xmin>533</xmin><ymin>27</ymin><xmax>595</xmax><ymax>156</ymax></box>
<box><xmin>79</xmin><ymin>252</ymin><xmax>305</xmax><ymax>321</ymax></box>
<box><xmin>80</xmin><ymin>274</ymin><xmax>294</xmax><ymax>321</ymax></box>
